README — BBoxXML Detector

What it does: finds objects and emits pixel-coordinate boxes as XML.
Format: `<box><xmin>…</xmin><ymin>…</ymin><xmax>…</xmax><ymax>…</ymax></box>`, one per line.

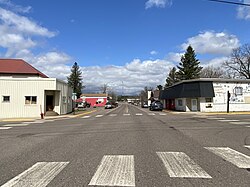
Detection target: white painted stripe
<box><xmin>207</xmin><ymin>117</ymin><xmax>226</xmax><ymax>120</ymax></box>
<box><xmin>1</xmin><ymin>162</ymin><xmax>69</xmax><ymax>187</ymax></box>
<box><xmin>24</xmin><ymin>120</ymin><xmax>45</xmax><ymax>124</ymax></box>
<box><xmin>218</xmin><ymin>119</ymin><xmax>239</xmax><ymax>122</ymax></box>
<box><xmin>157</xmin><ymin>152</ymin><xmax>212</xmax><ymax>178</ymax></box>
<box><xmin>123</xmin><ymin>114</ymin><xmax>130</xmax><ymax>116</ymax></box>
<box><xmin>3</xmin><ymin>124</ymin><xmax>29</xmax><ymax>127</ymax></box>
<box><xmin>159</xmin><ymin>113</ymin><xmax>166</xmax><ymax>116</ymax></box>
<box><xmin>44</xmin><ymin>120</ymin><xmax>55</xmax><ymax>122</ymax></box>
<box><xmin>230</xmin><ymin>122</ymin><xmax>250</xmax><ymax>125</ymax></box>
<box><xmin>89</xmin><ymin>155</ymin><xmax>135</xmax><ymax>186</ymax></box>
<box><xmin>109</xmin><ymin>114</ymin><xmax>117</xmax><ymax>117</ymax></box>
<box><xmin>135</xmin><ymin>113</ymin><xmax>143</xmax><ymax>116</ymax></box>
<box><xmin>148</xmin><ymin>113</ymin><xmax>155</xmax><ymax>116</ymax></box>
<box><xmin>247</xmin><ymin>126</ymin><xmax>250</xmax><ymax>128</ymax></box>
<box><xmin>205</xmin><ymin>147</ymin><xmax>250</xmax><ymax>168</ymax></box>
<box><xmin>0</xmin><ymin>127</ymin><xmax>12</xmax><ymax>130</ymax></box>
<box><xmin>193</xmin><ymin>116</ymin><xmax>208</xmax><ymax>118</ymax></box>
<box><xmin>244</xmin><ymin>145</ymin><xmax>250</xmax><ymax>150</ymax></box>
<box><xmin>95</xmin><ymin>115</ymin><xmax>103</xmax><ymax>118</ymax></box>
<box><xmin>81</xmin><ymin>116</ymin><xmax>90</xmax><ymax>119</ymax></box>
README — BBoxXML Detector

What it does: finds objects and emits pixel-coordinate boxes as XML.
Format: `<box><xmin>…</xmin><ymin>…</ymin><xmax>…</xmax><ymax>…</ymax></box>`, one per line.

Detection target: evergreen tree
<box><xmin>67</xmin><ymin>62</ymin><xmax>83</xmax><ymax>98</ymax></box>
<box><xmin>165</xmin><ymin>67</ymin><xmax>179</xmax><ymax>88</ymax></box>
<box><xmin>177</xmin><ymin>45</ymin><xmax>202</xmax><ymax>80</ymax></box>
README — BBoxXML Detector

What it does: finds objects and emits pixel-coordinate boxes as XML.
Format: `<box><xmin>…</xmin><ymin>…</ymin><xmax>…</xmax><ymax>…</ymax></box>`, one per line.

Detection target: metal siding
<box><xmin>0</xmin><ymin>78</ymin><xmax>55</xmax><ymax>118</ymax></box>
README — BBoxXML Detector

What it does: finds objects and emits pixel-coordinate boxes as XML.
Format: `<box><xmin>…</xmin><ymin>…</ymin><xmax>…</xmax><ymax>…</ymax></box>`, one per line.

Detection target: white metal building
<box><xmin>0</xmin><ymin>59</ymin><xmax>72</xmax><ymax>118</ymax></box>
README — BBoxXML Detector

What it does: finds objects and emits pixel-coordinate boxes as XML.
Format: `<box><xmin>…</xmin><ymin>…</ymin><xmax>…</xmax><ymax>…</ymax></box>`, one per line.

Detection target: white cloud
<box><xmin>145</xmin><ymin>0</ymin><xmax>172</xmax><ymax>9</ymax></box>
<box><xmin>202</xmin><ymin>57</ymin><xmax>229</xmax><ymax>67</ymax></box>
<box><xmin>21</xmin><ymin>51</ymin><xmax>72</xmax><ymax>81</ymax></box>
<box><xmin>0</xmin><ymin>5</ymin><xmax>56</xmax><ymax>58</ymax></box>
<box><xmin>0</xmin><ymin>0</ymin><xmax>31</xmax><ymax>13</ymax></box>
<box><xmin>181</xmin><ymin>31</ymin><xmax>240</xmax><ymax>55</ymax></box>
<box><xmin>237</xmin><ymin>0</ymin><xmax>250</xmax><ymax>20</ymax></box>
<box><xmin>166</xmin><ymin>52</ymin><xmax>183</xmax><ymax>63</ymax></box>
<box><xmin>150</xmin><ymin>50</ymin><xmax>158</xmax><ymax>55</ymax></box>
<box><xmin>82</xmin><ymin>59</ymin><xmax>174</xmax><ymax>95</ymax></box>
<box><xmin>0</xmin><ymin>7</ymin><xmax>56</xmax><ymax>37</ymax></box>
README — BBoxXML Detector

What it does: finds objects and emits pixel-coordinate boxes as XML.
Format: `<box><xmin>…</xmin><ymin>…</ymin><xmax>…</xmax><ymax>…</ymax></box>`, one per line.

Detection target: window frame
<box><xmin>25</xmin><ymin>96</ymin><xmax>37</xmax><ymax>105</ymax></box>
<box><xmin>2</xmin><ymin>96</ymin><xmax>10</xmax><ymax>103</ymax></box>
<box><xmin>234</xmin><ymin>87</ymin><xmax>243</xmax><ymax>96</ymax></box>
<box><xmin>205</xmin><ymin>98</ymin><xmax>213</xmax><ymax>103</ymax></box>
<box><xmin>177</xmin><ymin>99</ymin><xmax>183</xmax><ymax>106</ymax></box>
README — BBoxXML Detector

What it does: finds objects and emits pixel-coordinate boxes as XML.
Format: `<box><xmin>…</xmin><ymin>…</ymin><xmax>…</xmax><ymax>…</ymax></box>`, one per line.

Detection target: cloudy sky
<box><xmin>0</xmin><ymin>0</ymin><xmax>249</xmax><ymax>95</ymax></box>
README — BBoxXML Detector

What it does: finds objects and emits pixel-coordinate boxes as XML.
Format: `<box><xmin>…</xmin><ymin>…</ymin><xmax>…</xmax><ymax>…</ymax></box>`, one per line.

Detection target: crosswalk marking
<box><xmin>159</xmin><ymin>113</ymin><xmax>166</xmax><ymax>116</ymax></box>
<box><xmin>207</xmin><ymin>117</ymin><xmax>225</xmax><ymax>120</ymax></box>
<box><xmin>81</xmin><ymin>116</ymin><xmax>90</xmax><ymax>119</ymax></box>
<box><xmin>24</xmin><ymin>120</ymin><xmax>45</xmax><ymax>124</ymax></box>
<box><xmin>89</xmin><ymin>155</ymin><xmax>135</xmax><ymax>186</ymax></box>
<box><xmin>135</xmin><ymin>113</ymin><xmax>143</xmax><ymax>116</ymax></box>
<box><xmin>157</xmin><ymin>152</ymin><xmax>212</xmax><ymax>178</ymax></box>
<box><xmin>218</xmin><ymin>119</ymin><xmax>240</xmax><ymax>122</ymax></box>
<box><xmin>1</xmin><ymin>162</ymin><xmax>69</xmax><ymax>187</ymax></box>
<box><xmin>205</xmin><ymin>147</ymin><xmax>250</xmax><ymax>168</ymax></box>
<box><xmin>123</xmin><ymin>114</ymin><xmax>130</xmax><ymax>116</ymax></box>
<box><xmin>244</xmin><ymin>145</ymin><xmax>250</xmax><ymax>150</ymax></box>
<box><xmin>95</xmin><ymin>115</ymin><xmax>103</xmax><ymax>118</ymax></box>
<box><xmin>193</xmin><ymin>115</ymin><xmax>208</xmax><ymax>118</ymax></box>
<box><xmin>3</xmin><ymin>123</ymin><xmax>29</xmax><ymax>127</ymax></box>
<box><xmin>0</xmin><ymin>127</ymin><xmax>12</xmax><ymax>130</ymax></box>
<box><xmin>109</xmin><ymin>114</ymin><xmax>117</xmax><ymax>117</ymax></box>
<box><xmin>148</xmin><ymin>113</ymin><xmax>155</xmax><ymax>115</ymax></box>
<box><xmin>230</xmin><ymin>122</ymin><xmax>250</xmax><ymax>125</ymax></box>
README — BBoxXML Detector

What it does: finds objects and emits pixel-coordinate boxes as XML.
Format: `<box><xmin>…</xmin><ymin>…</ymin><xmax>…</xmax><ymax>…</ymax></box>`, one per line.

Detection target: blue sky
<box><xmin>0</xmin><ymin>0</ymin><xmax>250</xmax><ymax>94</ymax></box>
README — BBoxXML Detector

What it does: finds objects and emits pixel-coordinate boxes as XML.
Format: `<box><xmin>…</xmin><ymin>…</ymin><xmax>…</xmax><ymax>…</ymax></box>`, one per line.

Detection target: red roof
<box><xmin>0</xmin><ymin>59</ymin><xmax>48</xmax><ymax>78</ymax></box>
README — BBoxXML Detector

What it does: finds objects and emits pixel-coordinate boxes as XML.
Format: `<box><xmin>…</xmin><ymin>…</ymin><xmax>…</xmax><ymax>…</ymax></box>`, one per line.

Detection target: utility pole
<box><xmin>227</xmin><ymin>91</ymin><xmax>230</xmax><ymax>113</ymax></box>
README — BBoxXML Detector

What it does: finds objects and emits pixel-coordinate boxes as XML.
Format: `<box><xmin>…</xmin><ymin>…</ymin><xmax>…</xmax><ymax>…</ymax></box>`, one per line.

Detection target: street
<box><xmin>0</xmin><ymin>103</ymin><xmax>250</xmax><ymax>187</ymax></box>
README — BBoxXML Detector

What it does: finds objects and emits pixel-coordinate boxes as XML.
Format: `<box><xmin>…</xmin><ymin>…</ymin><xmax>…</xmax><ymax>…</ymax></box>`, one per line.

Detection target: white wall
<box><xmin>175</xmin><ymin>98</ymin><xmax>186</xmax><ymax>111</ymax></box>
<box><xmin>200</xmin><ymin>82</ymin><xmax>250</xmax><ymax>112</ymax></box>
<box><xmin>0</xmin><ymin>78</ymin><xmax>72</xmax><ymax>118</ymax></box>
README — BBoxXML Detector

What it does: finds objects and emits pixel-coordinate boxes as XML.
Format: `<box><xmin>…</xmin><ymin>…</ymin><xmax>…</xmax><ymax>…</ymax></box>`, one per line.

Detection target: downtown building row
<box><xmin>158</xmin><ymin>78</ymin><xmax>250</xmax><ymax>112</ymax></box>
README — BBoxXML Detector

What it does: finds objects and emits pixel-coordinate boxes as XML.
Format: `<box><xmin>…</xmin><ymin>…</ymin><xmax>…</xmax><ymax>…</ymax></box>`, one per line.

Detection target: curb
<box><xmin>0</xmin><ymin>110</ymin><xmax>98</xmax><ymax>122</ymax></box>
<box><xmin>68</xmin><ymin>110</ymin><xmax>97</xmax><ymax>118</ymax></box>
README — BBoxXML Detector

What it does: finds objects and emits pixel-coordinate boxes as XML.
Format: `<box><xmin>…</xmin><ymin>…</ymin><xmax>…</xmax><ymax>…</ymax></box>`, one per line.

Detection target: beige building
<box><xmin>0</xmin><ymin>59</ymin><xmax>72</xmax><ymax>118</ymax></box>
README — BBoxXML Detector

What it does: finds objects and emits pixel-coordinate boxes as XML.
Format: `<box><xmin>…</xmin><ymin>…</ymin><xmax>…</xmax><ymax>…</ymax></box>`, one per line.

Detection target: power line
<box><xmin>208</xmin><ymin>0</ymin><xmax>250</xmax><ymax>6</ymax></box>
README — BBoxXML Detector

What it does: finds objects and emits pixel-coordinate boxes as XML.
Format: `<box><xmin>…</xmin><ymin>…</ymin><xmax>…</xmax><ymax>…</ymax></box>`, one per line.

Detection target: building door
<box><xmin>191</xmin><ymin>99</ymin><xmax>197</xmax><ymax>111</ymax></box>
<box><xmin>46</xmin><ymin>95</ymin><xmax>54</xmax><ymax>111</ymax></box>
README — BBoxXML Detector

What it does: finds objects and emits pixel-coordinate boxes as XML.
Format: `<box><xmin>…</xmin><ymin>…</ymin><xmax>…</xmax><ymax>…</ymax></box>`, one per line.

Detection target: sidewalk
<box><xmin>163</xmin><ymin>109</ymin><xmax>250</xmax><ymax>115</ymax></box>
<box><xmin>0</xmin><ymin>108</ymin><xmax>98</xmax><ymax>122</ymax></box>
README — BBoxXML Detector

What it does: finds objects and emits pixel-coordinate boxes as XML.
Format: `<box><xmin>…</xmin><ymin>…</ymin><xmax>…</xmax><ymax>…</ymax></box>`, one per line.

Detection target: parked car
<box><xmin>105</xmin><ymin>102</ymin><xmax>113</xmax><ymax>109</ymax></box>
<box><xmin>149</xmin><ymin>101</ymin><xmax>163</xmax><ymax>111</ymax></box>
<box><xmin>78</xmin><ymin>101</ymin><xmax>91</xmax><ymax>108</ymax></box>
<box><xmin>141</xmin><ymin>102</ymin><xmax>148</xmax><ymax>108</ymax></box>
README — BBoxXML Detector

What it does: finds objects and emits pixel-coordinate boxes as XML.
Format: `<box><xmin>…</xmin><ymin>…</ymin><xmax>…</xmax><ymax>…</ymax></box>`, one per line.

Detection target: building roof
<box><xmin>81</xmin><ymin>93</ymin><xmax>107</xmax><ymax>97</ymax></box>
<box><xmin>0</xmin><ymin>59</ymin><xmax>48</xmax><ymax>78</ymax></box>
<box><xmin>160</xmin><ymin>81</ymin><xmax>215</xmax><ymax>99</ymax></box>
<box><xmin>172</xmin><ymin>78</ymin><xmax>250</xmax><ymax>86</ymax></box>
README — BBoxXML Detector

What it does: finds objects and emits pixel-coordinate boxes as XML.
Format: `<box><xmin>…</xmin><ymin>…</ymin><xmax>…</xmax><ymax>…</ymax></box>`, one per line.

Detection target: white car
<box><xmin>105</xmin><ymin>102</ymin><xmax>113</xmax><ymax>109</ymax></box>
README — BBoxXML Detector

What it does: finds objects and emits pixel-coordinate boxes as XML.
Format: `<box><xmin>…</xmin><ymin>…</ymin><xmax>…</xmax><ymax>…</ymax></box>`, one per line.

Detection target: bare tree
<box><xmin>224</xmin><ymin>44</ymin><xmax>250</xmax><ymax>79</ymax></box>
<box><xmin>100</xmin><ymin>83</ymin><xmax>108</xmax><ymax>94</ymax></box>
<box><xmin>200</xmin><ymin>66</ymin><xmax>225</xmax><ymax>78</ymax></box>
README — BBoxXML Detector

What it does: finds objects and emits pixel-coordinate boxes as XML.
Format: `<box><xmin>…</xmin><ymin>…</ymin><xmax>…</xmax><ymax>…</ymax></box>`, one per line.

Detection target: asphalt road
<box><xmin>0</xmin><ymin>103</ymin><xmax>250</xmax><ymax>187</ymax></box>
